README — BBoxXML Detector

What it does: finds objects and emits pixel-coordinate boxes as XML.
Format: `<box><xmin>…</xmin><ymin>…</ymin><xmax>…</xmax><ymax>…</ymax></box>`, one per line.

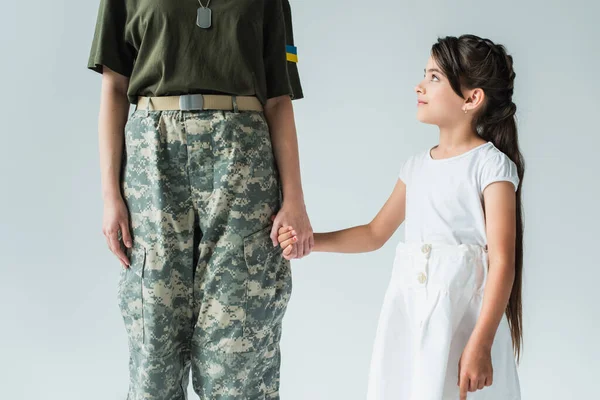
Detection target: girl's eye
<box><xmin>431</xmin><ymin>74</ymin><xmax>440</xmax><ymax>82</ymax></box>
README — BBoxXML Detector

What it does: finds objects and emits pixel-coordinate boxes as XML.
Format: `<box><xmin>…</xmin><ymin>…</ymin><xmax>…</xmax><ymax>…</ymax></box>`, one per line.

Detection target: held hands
<box><xmin>458</xmin><ymin>338</ymin><xmax>494</xmax><ymax>399</ymax></box>
<box><xmin>276</xmin><ymin>226</ymin><xmax>299</xmax><ymax>260</ymax></box>
<box><xmin>269</xmin><ymin>200</ymin><xmax>313</xmax><ymax>260</ymax></box>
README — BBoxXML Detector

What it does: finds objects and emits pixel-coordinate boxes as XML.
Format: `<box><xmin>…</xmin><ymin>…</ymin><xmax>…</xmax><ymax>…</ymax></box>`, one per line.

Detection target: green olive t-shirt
<box><xmin>87</xmin><ymin>0</ymin><xmax>303</xmax><ymax>105</ymax></box>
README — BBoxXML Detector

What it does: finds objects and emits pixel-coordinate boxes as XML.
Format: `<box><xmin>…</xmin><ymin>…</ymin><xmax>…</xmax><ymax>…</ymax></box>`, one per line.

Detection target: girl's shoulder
<box><xmin>476</xmin><ymin>143</ymin><xmax>520</xmax><ymax>192</ymax></box>
<box><xmin>477</xmin><ymin>142</ymin><xmax>517</xmax><ymax>170</ymax></box>
<box><xmin>398</xmin><ymin>149</ymin><xmax>430</xmax><ymax>184</ymax></box>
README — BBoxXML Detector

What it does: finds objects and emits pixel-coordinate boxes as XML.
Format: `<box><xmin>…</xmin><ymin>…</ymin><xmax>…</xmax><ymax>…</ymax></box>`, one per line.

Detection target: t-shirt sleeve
<box><xmin>87</xmin><ymin>0</ymin><xmax>135</xmax><ymax>77</ymax></box>
<box><xmin>263</xmin><ymin>0</ymin><xmax>304</xmax><ymax>100</ymax></box>
<box><xmin>479</xmin><ymin>152</ymin><xmax>520</xmax><ymax>192</ymax></box>
<box><xmin>398</xmin><ymin>156</ymin><xmax>412</xmax><ymax>185</ymax></box>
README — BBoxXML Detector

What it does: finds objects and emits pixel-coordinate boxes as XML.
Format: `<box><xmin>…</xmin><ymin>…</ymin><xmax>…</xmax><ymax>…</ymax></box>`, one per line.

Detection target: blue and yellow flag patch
<box><xmin>286</xmin><ymin>45</ymin><xmax>298</xmax><ymax>63</ymax></box>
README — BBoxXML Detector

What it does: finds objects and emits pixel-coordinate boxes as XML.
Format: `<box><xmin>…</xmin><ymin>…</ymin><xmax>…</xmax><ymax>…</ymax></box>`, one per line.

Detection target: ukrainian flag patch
<box><xmin>286</xmin><ymin>45</ymin><xmax>298</xmax><ymax>63</ymax></box>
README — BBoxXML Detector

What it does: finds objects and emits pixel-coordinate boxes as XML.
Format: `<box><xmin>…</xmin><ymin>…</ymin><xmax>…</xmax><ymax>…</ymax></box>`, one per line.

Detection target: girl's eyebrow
<box><xmin>425</xmin><ymin>68</ymin><xmax>443</xmax><ymax>74</ymax></box>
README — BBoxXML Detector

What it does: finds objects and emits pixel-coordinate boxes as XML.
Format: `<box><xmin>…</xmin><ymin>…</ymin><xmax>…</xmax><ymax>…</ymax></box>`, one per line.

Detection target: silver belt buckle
<box><xmin>179</xmin><ymin>94</ymin><xmax>204</xmax><ymax>110</ymax></box>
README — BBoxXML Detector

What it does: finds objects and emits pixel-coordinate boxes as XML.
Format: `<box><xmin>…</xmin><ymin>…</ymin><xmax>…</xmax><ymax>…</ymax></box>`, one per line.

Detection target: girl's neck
<box><xmin>433</xmin><ymin>125</ymin><xmax>488</xmax><ymax>158</ymax></box>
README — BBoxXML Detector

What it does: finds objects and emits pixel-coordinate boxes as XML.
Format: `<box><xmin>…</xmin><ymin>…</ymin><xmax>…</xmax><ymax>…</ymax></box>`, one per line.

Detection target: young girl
<box><xmin>277</xmin><ymin>35</ymin><xmax>524</xmax><ymax>400</ymax></box>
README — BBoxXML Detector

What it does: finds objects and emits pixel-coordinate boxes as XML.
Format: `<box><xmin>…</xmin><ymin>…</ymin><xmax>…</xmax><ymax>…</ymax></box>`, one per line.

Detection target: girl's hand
<box><xmin>270</xmin><ymin>200</ymin><xmax>313</xmax><ymax>259</ymax></box>
<box><xmin>458</xmin><ymin>340</ymin><xmax>493</xmax><ymax>399</ymax></box>
<box><xmin>103</xmin><ymin>196</ymin><xmax>132</xmax><ymax>268</ymax></box>
<box><xmin>277</xmin><ymin>226</ymin><xmax>298</xmax><ymax>260</ymax></box>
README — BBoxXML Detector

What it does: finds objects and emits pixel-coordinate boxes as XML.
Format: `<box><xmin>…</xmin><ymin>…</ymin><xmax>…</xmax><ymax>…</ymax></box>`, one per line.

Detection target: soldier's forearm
<box><xmin>263</xmin><ymin>95</ymin><xmax>305</xmax><ymax>205</ymax></box>
<box><xmin>98</xmin><ymin>68</ymin><xmax>130</xmax><ymax>202</ymax></box>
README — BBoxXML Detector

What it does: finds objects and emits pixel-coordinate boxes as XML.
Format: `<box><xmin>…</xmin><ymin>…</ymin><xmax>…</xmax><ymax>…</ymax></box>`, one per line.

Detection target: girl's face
<box><xmin>415</xmin><ymin>56</ymin><xmax>467</xmax><ymax>127</ymax></box>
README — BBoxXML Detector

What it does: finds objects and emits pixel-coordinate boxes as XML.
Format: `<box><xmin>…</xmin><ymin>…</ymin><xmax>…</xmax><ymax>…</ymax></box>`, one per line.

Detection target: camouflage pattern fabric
<box><xmin>118</xmin><ymin>109</ymin><xmax>292</xmax><ymax>399</ymax></box>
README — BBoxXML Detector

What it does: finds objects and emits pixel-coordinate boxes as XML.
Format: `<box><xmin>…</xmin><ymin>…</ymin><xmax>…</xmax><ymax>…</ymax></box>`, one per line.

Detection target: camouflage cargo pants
<box><xmin>118</xmin><ymin>109</ymin><xmax>292</xmax><ymax>400</ymax></box>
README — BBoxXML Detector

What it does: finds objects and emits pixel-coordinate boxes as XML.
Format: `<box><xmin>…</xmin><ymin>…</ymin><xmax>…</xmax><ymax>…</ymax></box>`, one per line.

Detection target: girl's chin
<box><xmin>416</xmin><ymin>113</ymin><xmax>435</xmax><ymax>124</ymax></box>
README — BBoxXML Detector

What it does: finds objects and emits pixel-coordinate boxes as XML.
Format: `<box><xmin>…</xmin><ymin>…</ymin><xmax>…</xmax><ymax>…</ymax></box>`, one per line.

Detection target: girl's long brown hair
<box><xmin>431</xmin><ymin>35</ymin><xmax>525</xmax><ymax>361</ymax></box>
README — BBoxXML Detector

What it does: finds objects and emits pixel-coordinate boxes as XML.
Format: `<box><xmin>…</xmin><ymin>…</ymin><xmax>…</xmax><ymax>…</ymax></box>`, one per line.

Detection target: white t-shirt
<box><xmin>399</xmin><ymin>141</ymin><xmax>520</xmax><ymax>246</ymax></box>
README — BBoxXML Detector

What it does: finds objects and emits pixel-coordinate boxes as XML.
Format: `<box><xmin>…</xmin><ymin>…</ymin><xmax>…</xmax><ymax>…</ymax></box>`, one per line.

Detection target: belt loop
<box><xmin>145</xmin><ymin>97</ymin><xmax>153</xmax><ymax>116</ymax></box>
<box><xmin>232</xmin><ymin>95</ymin><xmax>239</xmax><ymax>113</ymax></box>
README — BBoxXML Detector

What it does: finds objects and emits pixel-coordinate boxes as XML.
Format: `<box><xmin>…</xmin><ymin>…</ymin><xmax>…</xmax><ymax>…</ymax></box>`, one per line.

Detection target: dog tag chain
<box><xmin>196</xmin><ymin>0</ymin><xmax>212</xmax><ymax>29</ymax></box>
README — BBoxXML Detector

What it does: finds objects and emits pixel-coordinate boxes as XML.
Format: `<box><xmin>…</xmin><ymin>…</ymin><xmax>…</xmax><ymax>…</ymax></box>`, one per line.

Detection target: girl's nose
<box><xmin>415</xmin><ymin>84</ymin><xmax>424</xmax><ymax>94</ymax></box>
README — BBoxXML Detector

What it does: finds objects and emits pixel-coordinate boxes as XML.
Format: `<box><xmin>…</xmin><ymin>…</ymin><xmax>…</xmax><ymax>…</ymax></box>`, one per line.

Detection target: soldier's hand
<box><xmin>103</xmin><ymin>196</ymin><xmax>132</xmax><ymax>269</ymax></box>
<box><xmin>277</xmin><ymin>226</ymin><xmax>297</xmax><ymax>260</ymax></box>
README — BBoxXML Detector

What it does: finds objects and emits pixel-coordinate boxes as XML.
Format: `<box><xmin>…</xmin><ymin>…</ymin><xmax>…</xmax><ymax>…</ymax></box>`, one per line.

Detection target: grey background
<box><xmin>1</xmin><ymin>0</ymin><xmax>598</xmax><ymax>399</ymax></box>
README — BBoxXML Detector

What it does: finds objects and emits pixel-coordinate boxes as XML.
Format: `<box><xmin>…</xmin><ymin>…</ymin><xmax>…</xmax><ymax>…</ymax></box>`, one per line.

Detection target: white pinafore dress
<box><xmin>366</xmin><ymin>142</ymin><xmax>521</xmax><ymax>400</ymax></box>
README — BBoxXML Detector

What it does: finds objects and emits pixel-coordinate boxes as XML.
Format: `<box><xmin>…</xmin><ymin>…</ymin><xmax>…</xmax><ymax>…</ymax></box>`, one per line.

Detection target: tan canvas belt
<box><xmin>136</xmin><ymin>94</ymin><xmax>263</xmax><ymax>112</ymax></box>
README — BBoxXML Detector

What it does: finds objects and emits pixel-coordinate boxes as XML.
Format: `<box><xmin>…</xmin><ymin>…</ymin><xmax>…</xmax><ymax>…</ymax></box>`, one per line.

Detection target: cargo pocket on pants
<box><xmin>117</xmin><ymin>243</ymin><xmax>147</xmax><ymax>350</ymax></box>
<box><xmin>243</xmin><ymin>225</ymin><xmax>292</xmax><ymax>350</ymax></box>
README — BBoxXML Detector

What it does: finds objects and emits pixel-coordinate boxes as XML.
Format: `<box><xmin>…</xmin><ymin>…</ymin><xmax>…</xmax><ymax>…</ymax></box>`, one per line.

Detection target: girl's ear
<box><xmin>464</xmin><ymin>88</ymin><xmax>485</xmax><ymax>112</ymax></box>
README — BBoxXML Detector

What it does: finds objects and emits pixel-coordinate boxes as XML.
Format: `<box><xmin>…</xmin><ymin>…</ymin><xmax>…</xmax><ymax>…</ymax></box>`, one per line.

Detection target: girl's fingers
<box><xmin>283</xmin><ymin>244</ymin><xmax>295</xmax><ymax>260</ymax></box>
<box><xmin>278</xmin><ymin>225</ymin><xmax>293</xmax><ymax>235</ymax></box>
<box><xmin>468</xmin><ymin>376</ymin><xmax>478</xmax><ymax>392</ymax></box>
<box><xmin>280</xmin><ymin>235</ymin><xmax>298</xmax><ymax>249</ymax></box>
<box><xmin>477</xmin><ymin>378</ymin><xmax>485</xmax><ymax>390</ymax></box>
<box><xmin>277</xmin><ymin>229</ymin><xmax>296</xmax><ymax>244</ymax></box>
<box><xmin>283</xmin><ymin>244</ymin><xmax>293</xmax><ymax>256</ymax></box>
<box><xmin>485</xmin><ymin>375</ymin><xmax>493</xmax><ymax>387</ymax></box>
<box><xmin>287</xmin><ymin>243</ymin><xmax>297</xmax><ymax>259</ymax></box>
<box><xmin>459</xmin><ymin>376</ymin><xmax>468</xmax><ymax>400</ymax></box>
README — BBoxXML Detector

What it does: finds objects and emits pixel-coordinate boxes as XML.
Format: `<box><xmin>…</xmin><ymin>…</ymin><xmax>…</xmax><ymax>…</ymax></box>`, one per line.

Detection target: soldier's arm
<box><xmin>264</xmin><ymin>95</ymin><xmax>305</xmax><ymax>206</ymax></box>
<box><xmin>98</xmin><ymin>66</ymin><xmax>130</xmax><ymax>203</ymax></box>
<box><xmin>97</xmin><ymin>66</ymin><xmax>133</xmax><ymax>267</ymax></box>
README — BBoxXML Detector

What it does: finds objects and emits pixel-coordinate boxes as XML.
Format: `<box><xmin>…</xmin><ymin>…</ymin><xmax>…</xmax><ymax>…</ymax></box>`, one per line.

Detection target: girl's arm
<box><xmin>458</xmin><ymin>181</ymin><xmax>517</xmax><ymax>396</ymax></box>
<box><xmin>281</xmin><ymin>178</ymin><xmax>407</xmax><ymax>255</ymax></box>
<box><xmin>98</xmin><ymin>66</ymin><xmax>133</xmax><ymax>267</ymax></box>
<box><xmin>265</xmin><ymin>95</ymin><xmax>314</xmax><ymax>258</ymax></box>
<box><xmin>470</xmin><ymin>181</ymin><xmax>517</xmax><ymax>347</ymax></box>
